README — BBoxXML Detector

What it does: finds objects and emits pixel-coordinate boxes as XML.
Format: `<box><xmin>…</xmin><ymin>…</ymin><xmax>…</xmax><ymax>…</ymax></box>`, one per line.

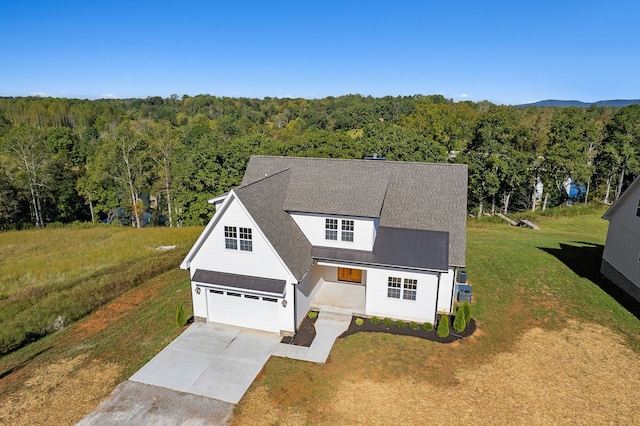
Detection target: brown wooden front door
<box><xmin>338</xmin><ymin>267</ymin><xmax>362</xmax><ymax>283</ymax></box>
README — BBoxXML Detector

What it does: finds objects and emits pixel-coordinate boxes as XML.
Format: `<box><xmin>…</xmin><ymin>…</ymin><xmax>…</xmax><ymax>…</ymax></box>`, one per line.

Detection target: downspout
<box><xmin>449</xmin><ymin>267</ymin><xmax>458</xmax><ymax>313</ymax></box>
<box><xmin>293</xmin><ymin>282</ymin><xmax>299</xmax><ymax>333</ymax></box>
<box><xmin>434</xmin><ymin>272</ymin><xmax>441</xmax><ymax>325</ymax></box>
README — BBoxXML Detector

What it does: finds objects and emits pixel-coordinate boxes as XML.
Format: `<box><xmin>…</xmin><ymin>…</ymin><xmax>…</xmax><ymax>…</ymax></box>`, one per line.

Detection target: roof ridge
<box><xmin>249</xmin><ymin>155</ymin><xmax>466</xmax><ymax>167</ymax></box>
<box><xmin>238</xmin><ymin>167</ymin><xmax>291</xmax><ymax>190</ymax></box>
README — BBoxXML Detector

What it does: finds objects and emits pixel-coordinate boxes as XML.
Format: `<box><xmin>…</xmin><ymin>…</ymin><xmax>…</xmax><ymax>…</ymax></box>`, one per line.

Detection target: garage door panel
<box><xmin>208</xmin><ymin>290</ymin><xmax>281</xmax><ymax>333</ymax></box>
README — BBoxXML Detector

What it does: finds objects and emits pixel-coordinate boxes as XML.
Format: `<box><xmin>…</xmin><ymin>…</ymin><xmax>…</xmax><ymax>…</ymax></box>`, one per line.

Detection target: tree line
<box><xmin>0</xmin><ymin>94</ymin><xmax>638</xmax><ymax>229</ymax></box>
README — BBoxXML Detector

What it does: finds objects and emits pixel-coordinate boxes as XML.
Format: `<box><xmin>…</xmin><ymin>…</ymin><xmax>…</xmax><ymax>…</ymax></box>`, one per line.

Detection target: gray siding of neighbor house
<box><xmin>602</xmin><ymin>177</ymin><xmax>640</xmax><ymax>302</ymax></box>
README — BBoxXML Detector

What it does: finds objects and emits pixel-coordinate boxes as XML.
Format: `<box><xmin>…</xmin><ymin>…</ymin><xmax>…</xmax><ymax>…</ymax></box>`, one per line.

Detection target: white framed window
<box><xmin>341</xmin><ymin>219</ymin><xmax>354</xmax><ymax>242</ymax></box>
<box><xmin>224</xmin><ymin>226</ymin><xmax>237</xmax><ymax>250</ymax></box>
<box><xmin>326</xmin><ymin>218</ymin><xmax>338</xmax><ymax>240</ymax></box>
<box><xmin>239</xmin><ymin>227</ymin><xmax>253</xmax><ymax>251</ymax></box>
<box><xmin>403</xmin><ymin>279</ymin><xmax>417</xmax><ymax>300</ymax></box>
<box><xmin>387</xmin><ymin>277</ymin><xmax>401</xmax><ymax>298</ymax></box>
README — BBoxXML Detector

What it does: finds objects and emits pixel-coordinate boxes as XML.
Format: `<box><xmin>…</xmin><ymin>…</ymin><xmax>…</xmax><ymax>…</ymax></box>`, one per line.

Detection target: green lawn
<box><xmin>0</xmin><ymin>225</ymin><xmax>201</xmax><ymax>354</ymax></box>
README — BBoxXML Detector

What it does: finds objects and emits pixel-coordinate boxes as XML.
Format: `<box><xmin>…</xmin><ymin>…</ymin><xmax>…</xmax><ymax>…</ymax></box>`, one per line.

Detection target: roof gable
<box><xmin>234</xmin><ymin>169</ymin><xmax>313</xmax><ymax>281</ymax></box>
<box><xmin>603</xmin><ymin>176</ymin><xmax>640</xmax><ymax>221</ymax></box>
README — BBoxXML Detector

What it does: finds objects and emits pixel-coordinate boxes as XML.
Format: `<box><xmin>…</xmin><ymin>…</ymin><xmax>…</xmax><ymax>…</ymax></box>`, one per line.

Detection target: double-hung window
<box><xmin>325</xmin><ymin>218</ymin><xmax>338</xmax><ymax>240</ymax></box>
<box><xmin>387</xmin><ymin>277</ymin><xmax>401</xmax><ymax>298</ymax></box>
<box><xmin>403</xmin><ymin>279</ymin><xmax>417</xmax><ymax>300</ymax></box>
<box><xmin>224</xmin><ymin>226</ymin><xmax>237</xmax><ymax>250</ymax></box>
<box><xmin>341</xmin><ymin>220</ymin><xmax>354</xmax><ymax>242</ymax></box>
<box><xmin>239</xmin><ymin>227</ymin><xmax>252</xmax><ymax>251</ymax></box>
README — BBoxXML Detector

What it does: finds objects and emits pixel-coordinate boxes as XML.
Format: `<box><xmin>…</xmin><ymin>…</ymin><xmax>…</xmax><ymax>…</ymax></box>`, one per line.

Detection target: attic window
<box><xmin>326</xmin><ymin>219</ymin><xmax>338</xmax><ymax>240</ymax></box>
<box><xmin>239</xmin><ymin>227</ymin><xmax>253</xmax><ymax>251</ymax></box>
<box><xmin>224</xmin><ymin>226</ymin><xmax>237</xmax><ymax>249</ymax></box>
<box><xmin>341</xmin><ymin>220</ymin><xmax>354</xmax><ymax>242</ymax></box>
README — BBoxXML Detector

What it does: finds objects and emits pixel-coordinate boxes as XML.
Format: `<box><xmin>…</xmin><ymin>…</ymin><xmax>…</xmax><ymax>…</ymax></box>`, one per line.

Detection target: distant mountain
<box><xmin>516</xmin><ymin>99</ymin><xmax>640</xmax><ymax>108</ymax></box>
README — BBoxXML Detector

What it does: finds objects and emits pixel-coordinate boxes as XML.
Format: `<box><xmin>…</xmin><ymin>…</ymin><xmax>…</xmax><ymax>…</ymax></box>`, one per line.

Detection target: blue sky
<box><xmin>1</xmin><ymin>0</ymin><xmax>638</xmax><ymax>104</ymax></box>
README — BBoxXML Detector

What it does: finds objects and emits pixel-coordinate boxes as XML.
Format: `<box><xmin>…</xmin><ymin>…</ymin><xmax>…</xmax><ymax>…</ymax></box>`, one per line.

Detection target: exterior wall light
<box><xmin>282</xmin><ymin>299</ymin><xmax>287</xmax><ymax>307</ymax></box>
<box><xmin>195</xmin><ymin>287</ymin><xmax>201</xmax><ymax>294</ymax></box>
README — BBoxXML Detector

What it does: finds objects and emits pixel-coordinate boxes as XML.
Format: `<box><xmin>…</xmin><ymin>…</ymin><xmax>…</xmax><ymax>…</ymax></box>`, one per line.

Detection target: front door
<box><xmin>338</xmin><ymin>267</ymin><xmax>362</xmax><ymax>283</ymax></box>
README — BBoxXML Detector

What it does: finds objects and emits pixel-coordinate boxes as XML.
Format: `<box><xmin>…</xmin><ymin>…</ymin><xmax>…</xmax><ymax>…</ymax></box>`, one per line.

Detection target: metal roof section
<box><xmin>192</xmin><ymin>269</ymin><xmax>286</xmax><ymax>296</ymax></box>
<box><xmin>312</xmin><ymin>226</ymin><xmax>449</xmax><ymax>272</ymax></box>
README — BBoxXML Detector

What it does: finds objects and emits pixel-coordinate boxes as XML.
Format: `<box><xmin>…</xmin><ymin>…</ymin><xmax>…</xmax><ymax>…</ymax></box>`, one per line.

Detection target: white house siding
<box><xmin>437</xmin><ymin>268</ymin><xmax>456</xmax><ymax>314</ymax></box>
<box><xmin>365</xmin><ymin>267</ymin><xmax>439</xmax><ymax>324</ymax></box>
<box><xmin>289</xmin><ymin>212</ymin><xmax>377</xmax><ymax>251</ymax></box>
<box><xmin>295</xmin><ymin>265</ymin><xmax>333</xmax><ymax>326</ymax></box>
<box><xmin>189</xmin><ymin>195</ymin><xmax>297</xmax><ymax>333</ymax></box>
<box><xmin>603</xmin><ymin>222</ymin><xmax>640</xmax><ymax>289</ymax></box>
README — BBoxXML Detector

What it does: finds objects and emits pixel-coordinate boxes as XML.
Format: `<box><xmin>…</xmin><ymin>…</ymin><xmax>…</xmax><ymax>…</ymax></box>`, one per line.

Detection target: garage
<box><xmin>207</xmin><ymin>289</ymin><xmax>281</xmax><ymax>333</ymax></box>
<box><xmin>192</xmin><ymin>269</ymin><xmax>286</xmax><ymax>334</ymax></box>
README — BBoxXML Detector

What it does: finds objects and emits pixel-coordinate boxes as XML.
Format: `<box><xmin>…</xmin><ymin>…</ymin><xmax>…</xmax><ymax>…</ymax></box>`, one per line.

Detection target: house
<box><xmin>601</xmin><ymin>176</ymin><xmax>640</xmax><ymax>302</ymax></box>
<box><xmin>180</xmin><ymin>156</ymin><xmax>468</xmax><ymax>334</ymax></box>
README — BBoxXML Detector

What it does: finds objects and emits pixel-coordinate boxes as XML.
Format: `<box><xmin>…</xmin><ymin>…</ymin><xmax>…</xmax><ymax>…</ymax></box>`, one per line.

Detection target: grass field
<box><xmin>0</xmin><ymin>225</ymin><xmax>201</xmax><ymax>354</ymax></box>
<box><xmin>1</xmin><ymin>205</ymin><xmax>640</xmax><ymax>424</ymax></box>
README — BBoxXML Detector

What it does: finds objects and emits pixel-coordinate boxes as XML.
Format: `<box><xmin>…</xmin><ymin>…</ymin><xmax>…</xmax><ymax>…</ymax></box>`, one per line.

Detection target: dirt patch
<box><xmin>0</xmin><ymin>355</ymin><xmax>122</xmax><ymax>425</ymax></box>
<box><xmin>73</xmin><ymin>284</ymin><xmax>154</xmax><ymax>340</ymax></box>
<box><xmin>280</xmin><ymin>313</ymin><xmax>317</xmax><ymax>347</ymax></box>
<box><xmin>234</xmin><ymin>321</ymin><xmax>640</xmax><ymax>425</ymax></box>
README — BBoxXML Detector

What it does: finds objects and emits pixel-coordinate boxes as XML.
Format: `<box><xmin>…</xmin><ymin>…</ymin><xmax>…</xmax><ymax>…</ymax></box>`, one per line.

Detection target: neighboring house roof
<box><xmin>192</xmin><ymin>269</ymin><xmax>286</xmax><ymax>296</ymax></box>
<box><xmin>603</xmin><ymin>176</ymin><xmax>640</xmax><ymax>221</ymax></box>
<box><xmin>241</xmin><ymin>156</ymin><xmax>467</xmax><ymax>266</ymax></box>
<box><xmin>234</xmin><ymin>168</ymin><xmax>314</xmax><ymax>281</ymax></box>
<box><xmin>312</xmin><ymin>226</ymin><xmax>449</xmax><ymax>271</ymax></box>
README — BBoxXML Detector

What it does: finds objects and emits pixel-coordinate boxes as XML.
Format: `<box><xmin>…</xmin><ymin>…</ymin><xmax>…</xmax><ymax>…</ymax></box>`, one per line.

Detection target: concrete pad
<box><xmin>311</xmin><ymin>281</ymin><xmax>365</xmax><ymax>314</ymax></box>
<box><xmin>130</xmin><ymin>322</ymin><xmax>280</xmax><ymax>404</ymax></box>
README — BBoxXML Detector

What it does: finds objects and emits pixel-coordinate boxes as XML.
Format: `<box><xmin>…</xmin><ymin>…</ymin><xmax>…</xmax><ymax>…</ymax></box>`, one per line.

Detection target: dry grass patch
<box><xmin>235</xmin><ymin>321</ymin><xmax>640</xmax><ymax>425</ymax></box>
<box><xmin>0</xmin><ymin>355</ymin><xmax>122</xmax><ymax>425</ymax></box>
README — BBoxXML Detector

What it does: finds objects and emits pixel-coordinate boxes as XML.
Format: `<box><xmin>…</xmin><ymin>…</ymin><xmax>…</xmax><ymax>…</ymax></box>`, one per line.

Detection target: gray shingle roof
<box><xmin>241</xmin><ymin>156</ymin><xmax>467</xmax><ymax>266</ymax></box>
<box><xmin>234</xmin><ymin>169</ymin><xmax>313</xmax><ymax>281</ymax></box>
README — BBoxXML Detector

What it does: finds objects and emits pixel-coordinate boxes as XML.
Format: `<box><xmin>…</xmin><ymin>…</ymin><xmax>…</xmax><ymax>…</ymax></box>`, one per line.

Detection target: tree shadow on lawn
<box><xmin>539</xmin><ymin>242</ymin><xmax>640</xmax><ymax>320</ymax></box>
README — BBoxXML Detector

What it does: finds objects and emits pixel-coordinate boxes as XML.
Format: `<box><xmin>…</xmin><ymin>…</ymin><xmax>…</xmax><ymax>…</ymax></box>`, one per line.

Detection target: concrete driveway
<box><xmin>130</xmin><ymin>322</ymin><xmax>281</xmax><ymax>404</ymax></box>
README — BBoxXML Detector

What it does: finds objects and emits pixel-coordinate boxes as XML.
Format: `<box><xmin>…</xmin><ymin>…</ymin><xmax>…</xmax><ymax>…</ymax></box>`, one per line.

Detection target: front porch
<box><xmin>310</xmin><ymin>280</ymin><xmax>366</xmax><ymax>315</ymax></box>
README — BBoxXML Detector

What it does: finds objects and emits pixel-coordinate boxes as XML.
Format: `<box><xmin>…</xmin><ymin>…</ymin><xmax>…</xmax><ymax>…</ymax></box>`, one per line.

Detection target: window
<box><xmin>341</xmin><ymin>220</ymin><xmax>354</xmax><ymax>242</ymax></box>
<box><xmin>244</xmin><ymin>294</ymin><xmax>259</xmax><ymax>300</ymax></box>
<box><xmin>403</xmin><ymin>279</ymin><xmax>417</xmax><ymax>300</ymax></box>
<box><xmin>239</xmin><ymin>227</ymin><xmax>253</xmax><ymax>251</ymax></box>
<box><xmin>210</xmin><ymin>289</ymin><xmax>223</xmax><ymax>294</ymax></box>
<box><xmin>387</xmin><ymin>277</ymin><xmax>401</xmax><ymax>298</ymax></box>
<box><xmin>224</xmin><ymin>226</ymin><xmax>237</xmax><ymax>250</ymax></box>
<box><xmin>637</xmin><ymin>198</ymin><xmax>640</xmax><ymax>217</ymax></box>
<box><xmin>263</xmin><ymin>297</ymin><xmax>278</xmax><ymax>302</ymax></box>
<box><xmin>326</xmin><ymin>218</ymin><xmax>338</xmax><ymax>240</ymax></box>
<box><xmin>388</xmin><ymin>277</ymin><xmax>417</xmax><ymax>300</ymax></box>
<box><xmin>225</xmin><ymin>226</ymin><xmax>252</xmax><ymax>251</ymax></box>
<box><xmin>227</xmin><ymin>292</ymin><xmax>241</xmax><ymax>297</ymax></box>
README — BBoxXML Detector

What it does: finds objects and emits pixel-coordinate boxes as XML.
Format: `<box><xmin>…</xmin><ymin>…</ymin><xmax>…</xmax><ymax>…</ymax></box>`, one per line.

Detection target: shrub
<box><xmin>355</xmin><ymin>317</ymin><xmax>364</xmax><ymax>326</ymax></box>
<box><xmin>463</xmin><ymin>301</ymin><xmax>472</xmax><ymax>323</ymax></box>
<box><xmin>453</xmin><ymin>306</ymin><xmax>466</xmax><ymax>333</ymax></box>
<box><xmin>409</xmin><ymin>321</ymin><xmax>419</xmax><ymax>330</ymax></box>
<box><xmin>175</xmin><ymin>304</ymin><xmax>186</xmax><ymax>327</ymax></box>
<box><xmin>395</xmin><ymin>319</ymin><xmax>406</xmax><ymax>328</ymax></box>
<box><xmin>422</xmin><ymin>322</ymin><xmax>433</xmax><ymax>331</ymax></box>
<box><xmin>307</xmin><ymin>311</ymin><xmax>318</xmax><ymax>319</ymax></box>
<box><xmin>370</xmin><ymin>316</ymin><xmax>380</xmax><ymax>324</ymax></box>
<box><xmin>383</xmin><ymin>317</ymin><xmax>393</xmax><ymax>327</ymax></box>
<box><xmin>437</xmin><ymin>315</ymin><xmax>450</xmax><ymax>338</ymax></box>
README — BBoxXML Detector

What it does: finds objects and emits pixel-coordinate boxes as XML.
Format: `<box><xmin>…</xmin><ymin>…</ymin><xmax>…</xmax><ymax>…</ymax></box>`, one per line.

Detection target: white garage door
<box><xmin>207</xmin><ymin>289</ymin><xmax>281</xmax><ymax>333</ymax></box>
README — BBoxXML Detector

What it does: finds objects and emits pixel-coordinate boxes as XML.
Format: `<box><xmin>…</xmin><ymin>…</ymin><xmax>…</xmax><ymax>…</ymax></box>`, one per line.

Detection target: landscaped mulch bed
<box><xmin>280</xmin><ymin>314</ymin><xmax>317</xmax><ymax>347</ymax></box>
<box><xmin>339</xmin><ymin>315</ymin><xmax>476</xmax><ymax>343</ymax></box>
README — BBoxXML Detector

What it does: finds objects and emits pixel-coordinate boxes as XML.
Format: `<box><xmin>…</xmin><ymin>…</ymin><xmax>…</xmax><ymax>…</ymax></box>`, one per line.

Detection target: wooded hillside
<box><xmin>1</xmin><ymin>94</ymin><xmax>638</xmax><ymax>229</ymax></box>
